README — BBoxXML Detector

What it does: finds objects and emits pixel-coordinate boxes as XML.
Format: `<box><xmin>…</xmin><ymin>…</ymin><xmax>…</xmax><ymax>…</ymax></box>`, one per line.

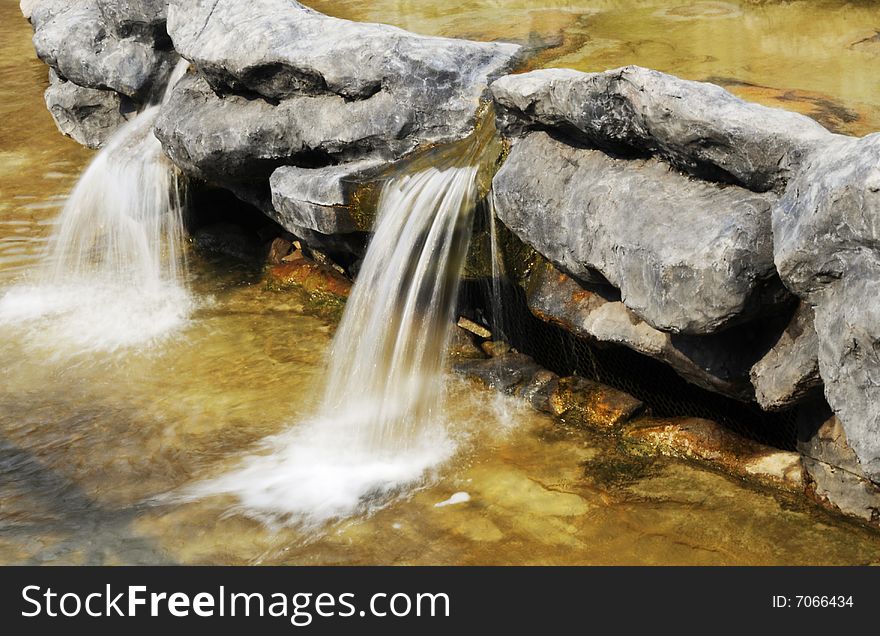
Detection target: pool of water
<box><xmin>2</xmin><ymin>0</ymin><xmax>880</xmax><ymax>565</ymax></box>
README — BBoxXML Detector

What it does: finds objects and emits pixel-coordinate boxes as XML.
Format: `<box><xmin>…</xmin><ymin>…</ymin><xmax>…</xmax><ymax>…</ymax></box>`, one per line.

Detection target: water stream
<box><xmin>0</xmin><ymin>59</ymin><xmax>191</xmax><ymax>353</ymax></box>
<box><xmin>3</xmin><ymin>1</ymin><xmax>880</xmax><ymax>565</ymax></box>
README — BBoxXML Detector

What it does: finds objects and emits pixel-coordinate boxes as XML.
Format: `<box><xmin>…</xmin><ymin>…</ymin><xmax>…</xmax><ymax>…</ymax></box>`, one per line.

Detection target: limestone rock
<box><xmin>774</xmin><ymin>134</ymin><xmax>880</xmax><ymax>481</ymax></box>
<box><xmin>624</xmin><ymin>417</ymin><xmax>805</xmax><ymax>493</ymax></box>
<box><xmin>44</xmin><ymin>71</ymin><xmax>133</xmax><ymax>148</ymax></box>
<box><xmin>159</xmin><ymin>0</ymin><xmax>521</xmax><ymax>187</ymax></box>
<box><xmin>491</xmin><ymin>66</ymin><xmax>831</xmax><ymax>192</ymax></box>
<box><xmin>269</xmin><ymin>160</ymin><xmax>387</xmax><ymax>235</ymax></box>
<box><xmin>749</xmin><ymin>302</ymin><xmax>822</xmax><ymax>411</ymax></box>
<box><xmin>798</xmin><ymin>406</ymin><xmax>880</xmax><ymax>525</ymax></box>
<box><xmin>28</xmin><ymin>0</ymin><xmax>176</xmax><ymax>101</ymax></box>
<box><xmin>493</xmin><ymin>131</ymin><xmax>787</xmax><ymax>335</ymax></box>
<box><xmin>526</xmin><ymin>260</ymin><xmax>768</xmax><ymax>400</ymax></box>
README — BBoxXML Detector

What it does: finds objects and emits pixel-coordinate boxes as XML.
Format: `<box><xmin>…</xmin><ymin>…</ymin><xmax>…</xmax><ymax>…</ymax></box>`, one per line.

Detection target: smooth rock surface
<box><xmin>28</xmin><ymin>0</ymin><xmax>176</xmax><ymax>100</ymax></box>
<box><xmin>44</xmin><ymin>71</ymin><xmax>133</xmax><ymax>148</ymax></box>
<box><xmin>491</xmin><ymin>66</ymin><xmax>831</xmax><ymax>192</ymax></box>
<box><xmin>493</xmin><ymin>131</ymin><xmax>786</xmax><ymax>335</ymax></box>
<box><xmin>749</xmin><ymin>302</ymin><xmax>822</xmax><ymax>411</ymax></box>
<box><xmin>774</xmin><ymin>134</ymin><xmax>880</xmax><ymax>481</ymax></box>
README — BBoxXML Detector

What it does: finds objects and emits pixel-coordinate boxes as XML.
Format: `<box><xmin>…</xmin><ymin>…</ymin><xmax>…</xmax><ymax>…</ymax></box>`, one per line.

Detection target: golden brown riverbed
<box><xmin>2</xmin><ymin>0</ymin><xmax>880</xmax><ymax>565</ymax></box>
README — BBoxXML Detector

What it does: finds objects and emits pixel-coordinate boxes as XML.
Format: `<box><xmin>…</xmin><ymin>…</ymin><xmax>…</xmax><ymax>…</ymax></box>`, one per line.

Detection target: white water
<box><xmin>0</xmin><ymin>61</ymin><xmax>191</xmax><ymax>353</ymax></box>
<box><xmin>194</xmin><ymin>165</ymin><xmax>482</xmax><ymax>526</ymax></box>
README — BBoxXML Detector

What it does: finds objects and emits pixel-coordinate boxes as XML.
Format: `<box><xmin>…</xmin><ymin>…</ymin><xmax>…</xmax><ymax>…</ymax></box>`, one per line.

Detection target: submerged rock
<box><xmin>774</xmin><ymin>134</ymin><xmax>880</xmax><ymax>481</ymax></box>
<box><xmin>624</xmin><ymin>417</ymin><xmax>805</xmax><ymax>493</ymax></box>
<box><xmin>44</xmin><ymin>71</ymin><xmax>134</xmax><ymax>148</ymax></box>
<box><xmin>491</xmin><ymin>66</ymin><xmax>831</xmax><ymax>192</ymax></box>
<box><xmin>26</xmin><ymin>0</ymin><xmax>176</xmax><ymax>101</ymax></box>
<box><xmin>494</xmin><ymin>132</ymin><xmax>786</xmax><ymax>335</ymax></box>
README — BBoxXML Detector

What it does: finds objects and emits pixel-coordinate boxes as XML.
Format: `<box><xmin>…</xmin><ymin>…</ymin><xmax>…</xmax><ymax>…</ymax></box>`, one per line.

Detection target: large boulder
<box><xmin>44</xmin><ymin>70</ymin><xmax>134</xmax><ymax>148</ymax></box>
<box><xmin>491</xmin><ymin>66</ymin><xmax>832</xmax><ymax>192</ymax></box>
<box><xmin>158</xmin><ymin>0</ymin><xmax>521</xmax><ymax>214</ymax></box>
<box><xmin>493</xmin><ymin>131</ymin><xmax>787</xmax><ymax>335</ymax></box>
<box><xmin>27</xmin><ymin>0</ymin><xmax>176</xmax><ymax>101</ymax></box>
<box><xmin>774</xmin><ymin>134</ymin><xmax>880</xmax><ymax>481</ymax></box>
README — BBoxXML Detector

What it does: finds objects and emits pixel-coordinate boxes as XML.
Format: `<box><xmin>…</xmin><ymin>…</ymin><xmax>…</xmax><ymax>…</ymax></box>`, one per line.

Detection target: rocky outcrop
<box><xmin>774</xmin><ymin>134</ymin><xmax>880</xmax><ymax>481</ymax></box>
<box><xmin>525</xmin><ymin>260</ymin><xmax>773</xmax><ymax>400</ymax></box>
<box><xmin>491</xmin><ymin>66</ymin><xmax>831</xmax><ymax>192</ymax></box>
<box><xmin>493</xmin><ymin>131</ymin><xmax>787</xmax><ymax>335</ymax></box>
<box><xmin>26</xmin><ymin>0</ymin><xmax>177</xmax><ymax>102</ymax></box>
<box><xmin>157</xmin><ymin>0</ymin><xmax>521</xmax><ymax>222</ymax></box>
<box><xmin>44</xmin><ymin>70</ymin><xmax>134</xmax><ymax>148</ymax></box>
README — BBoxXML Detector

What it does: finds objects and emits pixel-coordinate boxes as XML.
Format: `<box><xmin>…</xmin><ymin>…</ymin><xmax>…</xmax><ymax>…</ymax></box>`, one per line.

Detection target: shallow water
<box><xmin>2</xmin><ymin>1</ymin><xmax>880</xmax><ymax>565</ymax></box>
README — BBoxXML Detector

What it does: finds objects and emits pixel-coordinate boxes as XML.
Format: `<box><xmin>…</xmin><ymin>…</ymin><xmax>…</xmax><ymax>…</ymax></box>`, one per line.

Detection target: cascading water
<box><xmin>192</xmin><ymin>127</ymin><xmax>498</xmax><ymax>526</ymax></box>
<box><xmin>0</xmin><ymin>61</ymin><xmax>191</xmax><ymax>353</ymax></box>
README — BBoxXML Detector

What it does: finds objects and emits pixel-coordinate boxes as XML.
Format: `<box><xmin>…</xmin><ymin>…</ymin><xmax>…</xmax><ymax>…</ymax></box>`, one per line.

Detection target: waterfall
<box><xmin>192</xmin><ymin>161</ymin><xmax>485</xmax><ymax>526</ymax></box>
<box><xmin>486</xmin><ymin>191</ymin><xmax>507</xmax><ymax>341</ymax></box>
<box><xmin>0</xmin><ymin>61</ymin><xmax>191</xmax><ymax>353</ymax></box>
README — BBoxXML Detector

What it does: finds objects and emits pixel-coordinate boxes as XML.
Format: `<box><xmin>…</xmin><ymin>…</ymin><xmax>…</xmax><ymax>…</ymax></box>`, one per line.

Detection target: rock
<box><xmin>44</xmin><ymin>71</ymin><xmax>134</xmax><ymax>148</ymax></box>
<box><xmin>454</xmin><ymin>352</ymin><xmax>556</xmax><ymax>411</ymax></box>
<box><xmin>95</xmin><ymin>0</ymin><xmax>169</xmax><ymax>41</ymax></box>
<box><xmin>749</xmin><ymin>302</ymin><xmax>822</xmax><ymax>411</ymax></box>
<box><xmin>159</xmin><ymin>0</ymin><xmax>521</xmax><ymax>188</ymax></box>
<box><xmin>267</xmin><ymin>237</ymin><xmax>294</xmax><ymax>265</ymax></box>
<box><xmin>547</xmin><ymin>376</ymin><xmax>643</xmax><ymax>430</ymax></box>
<box><xmin>155</xmin><ymin>73</ymin><xmax>406</xmax><ymax>182</ymax></box>
<box><xmin>447</xmin><ymin>326</ymin><xmax>486</xmax><ymax>361</ymax></box>
<box><xmin>457</xmin><ymin>317</ymin><xmax>492</xmax><ymax>340</ymax></box>
<box><xmin>773</xmin><ymin>134</ymin><xmax>880</xmax><ymax>481</ymax></box>
<box><xmin>28</xmin><ymin>0</ymin><xmax>177</xmax><ymax>101</ymax></box>
<box><xmin>490</xmin><ymin>66</ymin><xmax>831</xmax><ymax>192</ymax></box>
<box><xmin>454</xmin><ymin>351</ymin><xmax>643</xmax><ymax>428</ymax></box>
<box><xmin>192</xmin><ymin>223</ymin><xmax>264</xmax><ymax>263</ymax></box>
<box><xmin>265</xmin><ymin>257</ymin><xmax>353</xmax><ymax>321</ymax></box>
<box><xmin>493</xmin><ymin>131</ymin><xmax>787</xmax><ymax>335</ymax></box>
<box><xmin>270</xmin><ymin>160</ymin><xmax>387</xmax><ymax>235</ymax></box>
<box><xmin>525</xmin><ymin>259</ymin><xmax>766</xmax><ymax>400</ymax></box>
<box><xmin>624</xmin><ymin>417</ymin><xmax>805</xmax><ymax>493</ymax></box>
<box><xmin>798</xmin><ymin>405</ymin><xmax>880</xmax><ymax>525</ymax></box>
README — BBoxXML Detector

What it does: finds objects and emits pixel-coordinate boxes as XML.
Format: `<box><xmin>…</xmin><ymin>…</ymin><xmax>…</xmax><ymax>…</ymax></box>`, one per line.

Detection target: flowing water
<box><xmin>191</xmin><ymin>165</ymin><xmax>481</xmax><ymax>526</ymax></box>
<box><xmin>3</xmin><ymin>0</ymin><xmax>880</xmax><ymax>565</ymax></box>
<box><xmin>0</xmin><ymin>59</ymin><xmax>190</xmax><ymax>353</ymax></box>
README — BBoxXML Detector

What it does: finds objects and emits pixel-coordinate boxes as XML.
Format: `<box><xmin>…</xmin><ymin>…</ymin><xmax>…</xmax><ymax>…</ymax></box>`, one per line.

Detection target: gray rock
<box><xmin>799</xmin><ymin>405</ymin><xmax>880</xmax><ymax>524</ymax></box>
<box><xmin>491</xmin><ymin>66</ymin><xmax>831</xmax><ymax>192</ymax></box>
<box><xmin>154</xmin><ymin>73</ymin><xmax>405</xmax><ymax>181</ymax></box>
<box><xmin>44</xmin><ymin>71</ymin><xmax>133</xmax><ymax>148</ymax></box>
<box><xmin>270</xmin><ymin>160</ymin><xmax>387</xmax><ymax>235</ymax></box>
<box><xmin>493</xmin><ymin>131</ymin><xmax>786</xmax><ymax>335</ymax></box>
<box><xmin>774</xmin><ymin>134</ymin><xmax>880</xmax><ymax>481</ymax></box>
<box><xmin>158</xmin><ymin>0</ymin><xmax>520</xmax><ymax>184</ymax></box>
<box><xmin>526</xmin><ymin>260</ymin><xmax>765</xmax><ymax>400</ymax></box>
<box><xmin>28</xmin><ymin>0</ymin><xmax>176</xmax><ymax>101</ymax></box>
<box><xmin>750</xmin><ymin>302</ymin><xmax>822</xmax><ymax>411</ymax></box>
<box><xmin>95</xmin><ymin>0</ymin><xmax>169</xmax><ymax>40</ymax></box>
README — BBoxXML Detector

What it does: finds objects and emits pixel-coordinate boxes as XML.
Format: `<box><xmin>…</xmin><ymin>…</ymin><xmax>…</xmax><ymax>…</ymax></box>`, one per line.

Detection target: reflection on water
<box><xmin>2</xmin><ymin>2</ymin><xmax>880</xmax><ymax>565</ymax></box>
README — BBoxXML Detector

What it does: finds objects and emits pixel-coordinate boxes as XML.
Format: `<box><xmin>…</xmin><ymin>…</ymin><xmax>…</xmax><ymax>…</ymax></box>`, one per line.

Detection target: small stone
<box><xmin>457</xmin><ymin>317</ymin><xmax>492</xmax><ymax>340</ymax></box>
<box><xmin>548</xmin><ymin>376</ymin><xmax>643</xmax><ymax>430</ymax></box>
<box><xmin>267</xmin><ymin>237</ymin><xmax>294</xmax><ymax>265</ymax></box>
